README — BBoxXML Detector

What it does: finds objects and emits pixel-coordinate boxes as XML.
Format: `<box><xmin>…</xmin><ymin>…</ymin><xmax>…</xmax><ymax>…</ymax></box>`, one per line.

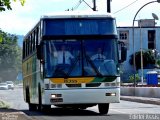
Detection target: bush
<box><xmin>128</xmin><ymin>74</ymin><xmax>140</xmax><ymax>83</ymax></box>
<box><xmin>0</xmin><ymin>101</ymin><xmax>10</xmax><ymax>108</ymax></box>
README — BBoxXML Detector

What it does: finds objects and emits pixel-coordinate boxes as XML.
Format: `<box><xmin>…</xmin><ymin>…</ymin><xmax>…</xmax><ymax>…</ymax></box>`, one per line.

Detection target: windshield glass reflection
<box><xmin>44</xmin><ymin>39</ymin><xmax>118</xmax><ymax>78</ymax></box>
<box><xmin>44</xmin><ymin>40</ymin><xmax>82</xmax><ymax>77</ymax></box>
<box><xmin>83</xmin><ymin>40</ymin><xmax>118</xmax><ymax>76</ymax></box>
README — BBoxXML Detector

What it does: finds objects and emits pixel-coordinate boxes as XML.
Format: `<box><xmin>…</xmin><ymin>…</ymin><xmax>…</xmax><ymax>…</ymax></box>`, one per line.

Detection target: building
<box><xmin>117</xmin><ymin>19</ymin><xmax>160</xmax><ymax>81</ymax></box>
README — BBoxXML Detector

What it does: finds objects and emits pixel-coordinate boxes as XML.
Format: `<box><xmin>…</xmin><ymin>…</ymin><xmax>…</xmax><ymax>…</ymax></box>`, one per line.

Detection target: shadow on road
<box><xmin>0</xmin><ymin>108</ymin><xmax>19</xmax><ymax>112</ymax></box>
<box><xmin>22</xmin><ymin>107</ymin><xmax>110</xmax><ymax>117</ymax></box>
<box><xmin>0</xmin><ymin>108</ymin><xmax>130</xmax><ymax>120</ymax></box>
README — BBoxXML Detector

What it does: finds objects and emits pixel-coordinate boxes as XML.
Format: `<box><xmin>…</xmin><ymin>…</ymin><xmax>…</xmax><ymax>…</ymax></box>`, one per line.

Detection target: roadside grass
<box><xmin>0</xmin><ymin>101</ymin><xmax>10</xmax><ymax>108</ymax></box>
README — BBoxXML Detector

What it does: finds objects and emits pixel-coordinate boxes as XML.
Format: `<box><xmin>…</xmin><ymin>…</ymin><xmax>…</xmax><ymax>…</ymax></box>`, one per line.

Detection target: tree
<box><xmin>0</xmin><ymin>29</ymin><xmax>22</xmax><ymax>82</ymax></box>
<box><xmin>129</xmin><ymin>50</ymin><xmax>156</xmax><ymax>70</ymax></box>
<box><xmin>0</xmin><ymin>0</ymin><xmax>25</xmax><ymax>11</ymax></box>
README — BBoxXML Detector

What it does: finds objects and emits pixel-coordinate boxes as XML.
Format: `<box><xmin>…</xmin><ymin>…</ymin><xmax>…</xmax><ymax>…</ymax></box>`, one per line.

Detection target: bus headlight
<box><xmin>45</xmin><ymin>84</ymin><xmax>49</xmax><ymax>89</ymax></box>
<box><xmin>51</xmin><ymin>94</ymin><xmax>56</xmax><ymax>98</ymax></box>
<box><xmin>51</xmin><ymin>94</ymin><xmax>62</xmax><ymax>98</ymax></box>
<box><xmin>50</xmin><ymin>94</ymin><xmax>63</xmax><ymax>103</ymax></box>
<box><xmin>106</xmin><ymin>93</ymin><xmax>116</xmax><ymax>96</ymax></box>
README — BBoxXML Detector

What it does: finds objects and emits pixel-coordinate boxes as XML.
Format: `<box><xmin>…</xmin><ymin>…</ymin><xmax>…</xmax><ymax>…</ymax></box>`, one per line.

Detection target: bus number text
<box><xmin>64</xmin><ymin>79</ymin><xmax>78</xmax><ymax>83</ymax></box>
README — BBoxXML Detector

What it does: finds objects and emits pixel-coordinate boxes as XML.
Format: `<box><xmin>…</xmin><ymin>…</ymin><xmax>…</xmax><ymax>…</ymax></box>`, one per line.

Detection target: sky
<box><xmin>0</xmin><ymin>0</ymin><xmax>160</xmax><ymax>35</ymax></box>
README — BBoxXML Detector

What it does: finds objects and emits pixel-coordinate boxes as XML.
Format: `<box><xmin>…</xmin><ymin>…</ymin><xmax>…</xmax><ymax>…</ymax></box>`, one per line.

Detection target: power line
<box><xmin>66</xmin><ymin>0</ymin><xmax>94</xmax><ymax>11</ymax></box>
<box><xmin>65</xmin><ymin>0</ymin><xmax>83</xmax><ymax>11</ymax></box>
<box><xmin>113</xmin><ymin>0</ymin><xmax>139</xmax><ymax>14</ymax></box>
<box><xmin>72</xmin><ymin>0</ymin><xmax>83</xmax><ymax>11</ymax></box>
<box><xmin>82</xmin><ymin>0</ymin><xmax>93</xmax><ymax>10</ymax></box>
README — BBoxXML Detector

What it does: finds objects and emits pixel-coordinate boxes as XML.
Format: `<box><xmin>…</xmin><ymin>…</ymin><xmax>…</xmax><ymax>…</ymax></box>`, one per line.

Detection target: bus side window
<box><xmin>23</xmin><ymin>41</ymin><xmax>25</xmax><ymax>59</ymax></box>
<box><xmin>33</xmin><ymin>31</ymin><xmax>36</xmax><ymax>51</ymax></box>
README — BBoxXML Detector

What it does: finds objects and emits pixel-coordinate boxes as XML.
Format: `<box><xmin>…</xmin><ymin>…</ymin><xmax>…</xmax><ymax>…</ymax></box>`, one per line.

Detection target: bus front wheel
<box><xmin>98</xmin><ymin>103</ymin><xmax>109</xmax><ymax>115</ymax></box>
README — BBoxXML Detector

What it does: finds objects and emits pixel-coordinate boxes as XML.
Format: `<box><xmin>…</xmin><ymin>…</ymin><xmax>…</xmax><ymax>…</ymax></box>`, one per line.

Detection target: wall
<box><xmin>121</xmin><ymin>87</ymin><xmax>160</xmax><ymax>98</ymax></box>
<box><xmin>117</xmin><ymin>27</ymin><xmax>160</xmax><ymax>81</ymax></box>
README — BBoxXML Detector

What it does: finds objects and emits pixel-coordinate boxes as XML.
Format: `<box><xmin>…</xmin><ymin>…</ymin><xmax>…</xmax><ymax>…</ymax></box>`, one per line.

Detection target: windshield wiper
<box><xmin>83</xmin><ymin>49</ymin><xmax>102</xmax><ymax>77</ymax></box>
<box><xmin>65</xmin><ymin>53</ymin><xmax>81</xmax><ymax>78</ymax></box>
<box><xmin>54</xmin><ymin>67</ymin><xmax>68</xmax><ymax>77</ymax></box>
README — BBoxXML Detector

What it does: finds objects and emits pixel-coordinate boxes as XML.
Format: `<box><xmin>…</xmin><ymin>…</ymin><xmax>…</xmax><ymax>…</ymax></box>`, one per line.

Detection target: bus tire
<box><xmin>29</xmin><ymin>104</ymin><xmax>37</xmax><ymax>111</ymax></box>
<box><xmin>38</xmin><ymin>83</ymin><xmax>42</xmax><ymax>111</ymax></box>
<box><xmin>26</xmin><ymin>87</ymin><xmax>37</xmax><ymax>111</ymax></box>
<box><xmin>26</xmin><ymin>87</ymin><xmax>30</xmax><ymax>103</ymax></box>
<box><xmin>79</xmin><ymin>107</ymin><xmax>87</xmax><ymax>110</ymax></box>
<box><xmin>42</xmin><ymin>105</ymin><xmax>51</xmax><ymax>111</ymax></box>
<box><xmin>98</xmin><ymin>103</ymin><xmax>109</xmax><ymax>115</ymax></box>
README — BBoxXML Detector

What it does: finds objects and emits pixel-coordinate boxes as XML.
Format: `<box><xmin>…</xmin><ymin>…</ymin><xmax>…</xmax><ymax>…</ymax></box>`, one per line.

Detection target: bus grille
<box><xmin>86</xmin><ymin>83</ymin><xmax>101</xmax><ymax>87</ymax></box>
<box><xmin>66</xmin><ymin>84</ymin><xmax>82</xmax><ymax>88</ymax></box>
<box><xmin>65</xmin><ymin>83</ymin><xmax>101</xmax><ymax>88</ymax></box>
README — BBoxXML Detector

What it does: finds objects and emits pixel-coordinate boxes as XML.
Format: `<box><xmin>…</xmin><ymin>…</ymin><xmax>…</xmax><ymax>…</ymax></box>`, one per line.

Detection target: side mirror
<box><xmin>36</xmin><ymin>45</ymin><xmax>42</xmax><ymax>60</ymax></box>
<box><xmin>118</xmin><ymin>41</ymin><xmax>127</xmax><ymax>63</ymax></box>
<box><xmin>120</xmin><ymin>46</ymin><xmax>127</xmax><ymax>63</ymax></box>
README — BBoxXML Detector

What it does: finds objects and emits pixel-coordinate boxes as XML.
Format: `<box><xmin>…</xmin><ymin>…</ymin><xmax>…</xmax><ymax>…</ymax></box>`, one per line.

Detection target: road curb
<box><xmin>120</xmin><ymin>96</ymin><xmax>160</xmax><ymax>105</ymax></box>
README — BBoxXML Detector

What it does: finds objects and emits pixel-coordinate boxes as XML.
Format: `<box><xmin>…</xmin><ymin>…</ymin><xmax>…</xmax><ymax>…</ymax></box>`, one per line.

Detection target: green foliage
<box><xmin>0</xmin><ymin>29</ymin><xmax>22</xmax><ymax>82</ymax></box>
<box><xmin>0</xmin><ymin>34</ymin><xmax>2</xmax><ymax>43</ymax></box>
<box><xmin>14</xmin><ymin>0</ymin><xmax>25</xmax><ymax>5</ymax></box>
<box><xmin>129</xmin><ymin>50</ymin><xmax>156</xmax><ymax>70</ymax></box>
<box><xmin>0</xmin><ymin>100</ymin><xmax>10</xmax><ymax>108</ymax></box>
<box><xmin>157</xmin><ymin>60</ymin><xmax>160</xmax><ymax>66</ymax></box>
<box><xmin>0</xmin><ymin>0</ymin><xmax>25</xmax><ymax>11</ymax></box>
<box><xmin>128</xmin><ymin>74</ymin><xmax>140</xmax><ymax>83</ymax></box>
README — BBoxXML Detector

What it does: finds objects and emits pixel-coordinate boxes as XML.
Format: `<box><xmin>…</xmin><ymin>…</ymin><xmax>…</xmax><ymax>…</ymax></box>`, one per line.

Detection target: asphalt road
<box><xmin>0</xmin><ymin>87</ymin><xmax>28</xmax><ymax>110</ymax></box>
<box><xmin>1</xmin><ymin>87</ymin><xmax>160</xmax><ymax>120</ymax></box>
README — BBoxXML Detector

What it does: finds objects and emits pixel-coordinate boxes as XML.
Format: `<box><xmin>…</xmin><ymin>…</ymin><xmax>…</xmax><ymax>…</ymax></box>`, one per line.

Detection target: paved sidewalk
<box><xmin>0</xmin><ymin>108</ymin><xmax>34</xmax><ymax>120</ymax></box>
<box><xmin>121</xmin><ymin>96</ymin><xmax>160</xmax><ymax>105</ymax></box>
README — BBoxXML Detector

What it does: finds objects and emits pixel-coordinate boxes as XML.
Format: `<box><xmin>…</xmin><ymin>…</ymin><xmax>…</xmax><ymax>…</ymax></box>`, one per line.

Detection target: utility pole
<box><xmin>107</xmin><ymin>0</ymin><xmax>111</xmax><ymax>13</ymax></box>
<box><xmin>93</xmin><ymin>0</ymin><xmax>96</xmax><ymax>11</ymax></box>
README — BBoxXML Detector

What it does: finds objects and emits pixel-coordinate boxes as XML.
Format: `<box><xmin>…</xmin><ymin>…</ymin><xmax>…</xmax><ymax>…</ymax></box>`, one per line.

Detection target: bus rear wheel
<box><xmin>98</xmin><ymin>103</ymin><xmax>109</xmax><ymax>115</ymax></box>
<box><xmin>26</xmin><ymin>87</ymin><xmax>37</xmax><ymax>111</ymax></box>
<box><xmin>38</xmin><ymin>83</ymin><xmax>42</xmax><ymax>111</ymax></box>
<box><xmin>29</xmin><ymin>104</ymin><xmax>37</xmax><ymax>111</ymax></box>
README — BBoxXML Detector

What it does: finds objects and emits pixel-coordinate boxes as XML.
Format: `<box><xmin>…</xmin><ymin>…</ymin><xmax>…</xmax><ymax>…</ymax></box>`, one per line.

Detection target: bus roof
<box><xmin>41</xmin><ymin>11</ymin><xmax>114</xmax><ymax>19</ymax></box>
<box><xmin>24</xmin><ymin>11</ymin><xmax>115</xmax><ymax>39</ymax></box>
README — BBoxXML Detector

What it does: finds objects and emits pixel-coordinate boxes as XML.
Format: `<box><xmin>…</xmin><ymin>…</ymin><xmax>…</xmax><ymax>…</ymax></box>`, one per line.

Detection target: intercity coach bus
<box><xmin>22</xmin><ymin>11</ymin><xmax>126</xmax><ymax>114</ymax></box>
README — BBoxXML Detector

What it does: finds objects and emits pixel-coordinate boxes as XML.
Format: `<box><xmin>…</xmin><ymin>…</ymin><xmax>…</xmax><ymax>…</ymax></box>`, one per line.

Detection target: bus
<box><xmin>22</xmin><ymin>11</ymin><xmax>126</xmax><ymax>114</ymax></box>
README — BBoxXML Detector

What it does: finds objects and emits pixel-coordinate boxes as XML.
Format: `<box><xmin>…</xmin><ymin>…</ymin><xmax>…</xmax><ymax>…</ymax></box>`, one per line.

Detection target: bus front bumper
<box><xmin>43</xmin><ymin>87</ymin><xmax>120</xmax><ymax>105</ymax></box>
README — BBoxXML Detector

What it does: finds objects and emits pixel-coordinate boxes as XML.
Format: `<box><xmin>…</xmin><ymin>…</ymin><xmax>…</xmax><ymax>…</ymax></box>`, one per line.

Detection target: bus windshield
<box><xmin>44</xmin><ymin>39</ymin><xmax>118</xmax><ymax>78</ymax></box>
